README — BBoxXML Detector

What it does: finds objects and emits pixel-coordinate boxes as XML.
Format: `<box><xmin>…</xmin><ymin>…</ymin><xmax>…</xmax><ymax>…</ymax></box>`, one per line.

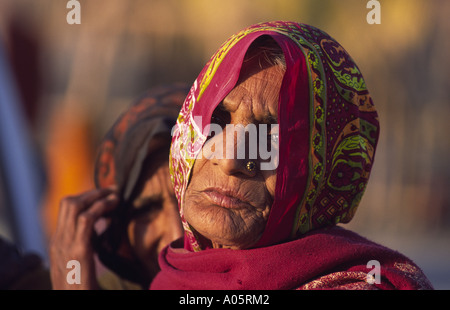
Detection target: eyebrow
<box><xmin>134</xmin><ymin>194</ymin><xmax>163</xmax><ymax>208</ymax></box>
<box><xmin>128</xmin><ymin>194</ymin><xmax>163</xmax><ymax>218</ymax></box>
<box><xmin>217</xmin><ymin>102</ymin><xmax>278</xmax><ymax>124</ymax></box>
<box><xmin>216</xmin><ymin>102</ymin><xmax>228</xmax><ymax>112</ymax></box>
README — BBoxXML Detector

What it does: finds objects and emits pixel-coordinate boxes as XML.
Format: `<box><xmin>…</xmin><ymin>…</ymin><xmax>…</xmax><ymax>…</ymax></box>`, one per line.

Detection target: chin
<box><xmin>185</xmin><ymin>205</ymin><xmax>262</xmax><ymax>249</ymax></box>
<box><xmin>208</xmin><ymin>233</ymin><xmax>262</xmax><ymax>250</ymax></box>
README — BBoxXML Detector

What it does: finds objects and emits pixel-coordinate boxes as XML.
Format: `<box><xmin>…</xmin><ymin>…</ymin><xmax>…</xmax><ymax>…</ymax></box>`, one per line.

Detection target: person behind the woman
<box><xmin>151</xmin><ymin>21</ymin><xmax>433</xmax><ymax>290</ymax></box>
<box><xmin>49</xmin><ymin>84</ymin><xmax>187</xmax><ymax>289</ymax></box>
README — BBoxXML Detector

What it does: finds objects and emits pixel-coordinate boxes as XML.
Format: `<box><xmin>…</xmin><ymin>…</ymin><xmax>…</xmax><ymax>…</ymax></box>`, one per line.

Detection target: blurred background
<box><xmin>0</xmin><ymin>0</ymin><xmax>448</xmax><ymax>289</ymax></box>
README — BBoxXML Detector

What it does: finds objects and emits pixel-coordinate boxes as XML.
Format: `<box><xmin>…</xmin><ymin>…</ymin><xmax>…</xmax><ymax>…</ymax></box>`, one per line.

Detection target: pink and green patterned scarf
<box><xmin>170</xmin><ymin>21</ymin><xmax>379</xmax><ymax>251</ymax></box>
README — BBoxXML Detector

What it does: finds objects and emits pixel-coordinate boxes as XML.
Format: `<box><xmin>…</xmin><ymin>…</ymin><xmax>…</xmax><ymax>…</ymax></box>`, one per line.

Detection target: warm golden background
<box><xmin>0</xmin><ymin>0</ymin><xmax>449</xmax><ymax>288</ymax></box>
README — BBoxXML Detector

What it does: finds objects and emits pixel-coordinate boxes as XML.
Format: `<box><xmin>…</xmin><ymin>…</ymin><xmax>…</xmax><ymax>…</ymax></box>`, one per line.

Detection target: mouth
<box><xmin>202</xmin><ymin>187</ymin><xmax>252</xmax><ymax>209</ymax></box>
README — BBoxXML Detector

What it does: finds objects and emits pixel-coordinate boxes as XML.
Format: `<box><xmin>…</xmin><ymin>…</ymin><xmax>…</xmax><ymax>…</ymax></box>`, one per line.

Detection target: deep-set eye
<box><xmin>210</xmin><ymin>106</ymin><xmax>230</xmax><ymax>128</ymax></box>
<box><xmin>211</xmin><ymin>102</ymin><xmax>231</xmax><ymax>128</ymax></box>
<box><xmin>210</xmin><ymin>114</ymin><xmax>224</xmax><ymax>126</ymax></box>
<box><xmin>208</xmin><ymin>109</ymin><xmax>228</xmax><ymax>140</ymax></box>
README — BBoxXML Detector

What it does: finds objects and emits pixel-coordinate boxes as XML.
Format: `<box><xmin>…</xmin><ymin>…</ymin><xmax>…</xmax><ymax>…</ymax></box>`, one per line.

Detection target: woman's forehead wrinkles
<box><xmin>221</xmin><ymin>91</ymin><xmax>277</xmax><ymax>125</ymax></box>
<box><xmin>220</xmin><ymin>74</ymin><xmax>280</xmax><ymax>124</ymax></box>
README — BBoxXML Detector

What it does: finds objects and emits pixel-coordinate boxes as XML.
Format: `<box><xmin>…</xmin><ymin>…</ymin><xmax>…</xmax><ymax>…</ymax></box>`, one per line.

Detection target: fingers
<box><xmin>52</xmin><ymin>188</ymin><xmax>119</xmax><ymax>254</ymax></box>
<box><xmin>75</xmin><ymin>193</ymin><xmax>119</xmax><ymax>243</ymax></box>
<box><xmin>49</xmin><ymin>188</ymin><xmax>119</xmax><ymax>289</ymax></box>
<box><xmin>57</xmin><ymin>187</ymin><xmax>116</xmax><ymax>223</ymax></box>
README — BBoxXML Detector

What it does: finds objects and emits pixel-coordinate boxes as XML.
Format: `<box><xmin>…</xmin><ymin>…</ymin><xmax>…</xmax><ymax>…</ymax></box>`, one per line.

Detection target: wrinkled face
<box><xmin>183</xmin><ymin>57</ymin><xmax>284</xmax><ymax>249</ymax></box>
<box><xmin>127</xmin><ymin>154</ymin><xmax>183</xmax><ymax>276</ymax></box>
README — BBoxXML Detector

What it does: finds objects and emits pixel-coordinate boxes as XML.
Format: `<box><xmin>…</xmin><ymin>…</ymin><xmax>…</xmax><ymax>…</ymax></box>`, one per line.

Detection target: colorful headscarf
<box><xmin>93</xmin><ymin>83</ymin><xmax>188</xmax><ymax>287</ymax></box>
<box><xmin>169</xmin><ymin>21</ymin><xmax>379</xmax><ymax>251</ymax></box>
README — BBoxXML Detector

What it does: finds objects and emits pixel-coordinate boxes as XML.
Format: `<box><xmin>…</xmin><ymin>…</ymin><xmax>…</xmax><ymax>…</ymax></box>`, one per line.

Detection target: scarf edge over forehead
<box><xmin>169</xmin><ymin>21</ymin><xmax>380</xmax><ymax>252</ymax></box>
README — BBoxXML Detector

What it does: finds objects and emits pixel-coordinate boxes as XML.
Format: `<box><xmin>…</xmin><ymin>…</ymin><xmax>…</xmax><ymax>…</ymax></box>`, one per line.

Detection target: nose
<box><xmin>218</xmin><ymin>156</ymin><xmax>256</xmax><ymax>177</ymax></box>
<box><xmin>209</xmin><ymin>125</ymin><xmax>257</xmax><ymax>177</ymax></box>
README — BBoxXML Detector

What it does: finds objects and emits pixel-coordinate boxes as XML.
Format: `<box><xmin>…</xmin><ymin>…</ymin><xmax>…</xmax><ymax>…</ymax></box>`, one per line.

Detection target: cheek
<box><xmin>161</xmin><ymin>202</ymin><xmax>184</xmax><ymax>246</ymax></box>
<box><xmin>183</xmin><ymin>159</ymin><xmax>209</xmax><ymax>199</ymax></box>
<box><xmin>128</xmin><ymin>207</ymin><xmax>183</xmax><ymax>258</ymax></box>
<box><xmin>127</xmin><ymin>217</ymin><xmax>159</xmax><ymax>257</ymax></box>
<box><xmin>263</xmin><ymin>171</ymin><xmax>277</xmax><ymax>198</ymax></box>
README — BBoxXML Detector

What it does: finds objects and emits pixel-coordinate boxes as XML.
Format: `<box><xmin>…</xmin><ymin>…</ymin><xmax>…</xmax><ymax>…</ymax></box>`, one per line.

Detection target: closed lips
<box><xmin>203</xmin><ymin>188</ymin><xmax>251</xmax><ymax>209</ymax></box>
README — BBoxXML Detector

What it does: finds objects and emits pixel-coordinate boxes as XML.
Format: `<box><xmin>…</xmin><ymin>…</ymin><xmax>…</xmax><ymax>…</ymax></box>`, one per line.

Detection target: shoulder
<box><xmin>298</xmin><ymin>226</ymin><xmax>434</xmax><ymax>290</ymax></box>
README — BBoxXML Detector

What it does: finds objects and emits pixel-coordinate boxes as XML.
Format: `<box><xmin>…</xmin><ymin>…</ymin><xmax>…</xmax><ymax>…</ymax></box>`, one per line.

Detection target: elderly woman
<box><xmin>50</xmin><ymin>84</ymin><xmax>187</xmax><ymax>289</ymax></box>
<box><xmin>150</xmin><ymin>21</ymin><xmax>433</xmax><ymax>290</ymax></box>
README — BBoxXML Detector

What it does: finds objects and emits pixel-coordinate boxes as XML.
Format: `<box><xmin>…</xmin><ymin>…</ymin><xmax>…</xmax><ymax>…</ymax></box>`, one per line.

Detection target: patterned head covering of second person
<box><xmin>93</xmin><ymin>83</ymin><xmax>188</xmax><ymax>288</ymax></box>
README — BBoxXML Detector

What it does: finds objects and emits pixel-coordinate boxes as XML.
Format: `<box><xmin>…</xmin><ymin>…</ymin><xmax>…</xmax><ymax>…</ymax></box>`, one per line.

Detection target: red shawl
<box><xmin>151</xmin><ymin>227</ymin><xmax>432</xmax><ymax>290</ymax></box>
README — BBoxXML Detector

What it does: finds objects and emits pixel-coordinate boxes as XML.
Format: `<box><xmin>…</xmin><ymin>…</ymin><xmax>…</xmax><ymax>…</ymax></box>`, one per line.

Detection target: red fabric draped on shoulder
<box><xmin>151</xmin><ymin>226</ymin><xmax>432</xmax><ymax>290</ymax></box>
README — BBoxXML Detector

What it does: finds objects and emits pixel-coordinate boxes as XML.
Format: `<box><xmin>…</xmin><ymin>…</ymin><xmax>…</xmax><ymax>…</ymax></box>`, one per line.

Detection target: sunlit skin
<box><xmin>183</xmin><ymin>57</ymin><xmax>285</xmax><ymax>250</ymax></box>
